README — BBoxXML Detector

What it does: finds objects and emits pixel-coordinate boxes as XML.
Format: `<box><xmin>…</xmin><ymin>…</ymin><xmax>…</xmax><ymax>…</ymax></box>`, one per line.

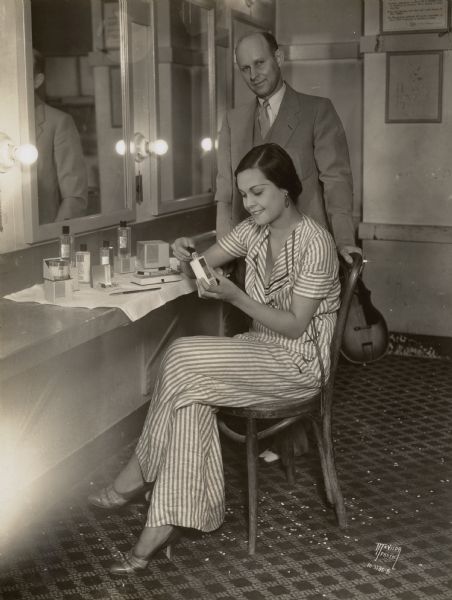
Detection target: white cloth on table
<box><xmin>3</xmin><ymin>274</ymin><xmax>196</xmax><ymax>322</ymax></box>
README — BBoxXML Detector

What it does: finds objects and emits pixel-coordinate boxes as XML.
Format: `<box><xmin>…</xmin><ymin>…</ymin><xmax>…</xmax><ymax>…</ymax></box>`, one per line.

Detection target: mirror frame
<box><xmin>149</xmin><ymin>0</ymin><xmax>217</xmax><ymax>216</ymax></box>
<box><xmin>18</xmin><ymin>0</ymin><xmax>136</xmax><ymax>244</ymax></box>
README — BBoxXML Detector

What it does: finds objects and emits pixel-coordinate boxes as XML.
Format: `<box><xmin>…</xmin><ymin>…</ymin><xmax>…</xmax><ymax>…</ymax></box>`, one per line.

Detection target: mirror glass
<box><xmin>30</xmin><ymin>0</ymin><xmax>126</xmax><ymax>225</ymax></box>
<box><xmin>156</xmin><ymin>0</ymin><xmax>214</xmax><ymax>204</ymax></box>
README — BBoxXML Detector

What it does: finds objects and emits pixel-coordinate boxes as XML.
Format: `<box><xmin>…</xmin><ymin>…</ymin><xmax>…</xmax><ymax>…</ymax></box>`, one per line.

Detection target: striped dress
<box><xmin>135</xmin><ymin>215</ymin><xmax>340</xmax><ymax>532</ymax></box>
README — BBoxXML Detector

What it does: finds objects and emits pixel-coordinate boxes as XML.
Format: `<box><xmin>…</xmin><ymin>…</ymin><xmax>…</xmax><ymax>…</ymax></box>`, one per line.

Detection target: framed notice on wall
<box><xmin>102</xmin><ymin>0</ymin><xmax>120</xmax><ymax>49</ymax></box>
<box><xmin>386</xmin><ymin>51</ymin><xmax>443</xmax><ymax>123</ymax></box>
<box><xmin>381</xmin><ymin>0</ymin><xmax>450</xmax><ymax>34</ymax></box>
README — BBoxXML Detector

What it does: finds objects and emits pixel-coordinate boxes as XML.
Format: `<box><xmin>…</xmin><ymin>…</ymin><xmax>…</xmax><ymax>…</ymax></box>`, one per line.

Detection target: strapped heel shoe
<box><xmin>87</xmin><ymin>483</ymin><xmax>150</xmax><ymax>510</ymax></box>
<box><xmin>109</xmin><ymin>528</ymin><xmax>180</xmax><ymax>575</ymax></box>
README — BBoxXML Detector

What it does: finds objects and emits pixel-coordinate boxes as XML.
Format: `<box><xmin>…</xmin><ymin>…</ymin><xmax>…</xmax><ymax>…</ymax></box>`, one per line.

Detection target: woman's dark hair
<box><xmin>234</xmin><ymin>143</ymin><xmax>302</xmax><ymax>202</ymax></box>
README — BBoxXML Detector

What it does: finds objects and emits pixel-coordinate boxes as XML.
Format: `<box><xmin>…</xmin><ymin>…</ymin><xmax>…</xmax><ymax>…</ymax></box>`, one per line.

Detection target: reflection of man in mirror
<box><xmin>33</xmin><ymin>49</ymin><xmax>88</xmax><ymax>224</ymax></box>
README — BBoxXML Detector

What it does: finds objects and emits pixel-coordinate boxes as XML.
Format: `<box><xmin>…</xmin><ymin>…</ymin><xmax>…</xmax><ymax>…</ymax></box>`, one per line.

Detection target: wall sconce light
<box><xmin>115</xmin><ymin>139</ymin><xmax>127</xmax><ymax>156</ymax></box>
<box><xmin>133</xmin><ymin>133</ymin><xmax>168</xmax><ymax>161</ymax></box>
<box><xmin>115</xmin><ymin>135</ymin><xmax>169</xmax><ymax>160</ymax></box>
<box><xmin>200</xmin><ymin>137</ymin><xmax>213</xmax><ymax>152</ymax></box>
<box><xmin>0</xmin><ymin>132</ymin><xmax>38</xmax><ymax>173</ymax></box>
<box><xmin>150</xmin><ymin>139</ymin><xmax>169</xmax><ymax>156</ymax></box>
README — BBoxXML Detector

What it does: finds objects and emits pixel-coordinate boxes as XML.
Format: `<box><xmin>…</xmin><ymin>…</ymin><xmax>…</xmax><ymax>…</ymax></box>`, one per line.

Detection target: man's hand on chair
<box><xmin>339</xmin><ymin>245</ymin><xmax>362</xmax><ymax>264</ymax></box>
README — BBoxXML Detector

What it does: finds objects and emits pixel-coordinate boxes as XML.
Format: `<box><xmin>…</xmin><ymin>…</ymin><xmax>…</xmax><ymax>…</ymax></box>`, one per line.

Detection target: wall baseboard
<box><xmin>389</xmin><ymin>332</ymin><xmax>452</xmax><ymax>360</ymax></box>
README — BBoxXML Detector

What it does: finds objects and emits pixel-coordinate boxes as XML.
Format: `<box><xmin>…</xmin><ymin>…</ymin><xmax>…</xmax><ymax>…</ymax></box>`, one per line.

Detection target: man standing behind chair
<box><xmin>33</xmin><ymin>49</ymin><xmax>88</xmax><ymax>224</ymax></box>
<box><xmin>215</xmin><ymin>32</ymin><xmax>361</xmax><ymax>262</ymax></box>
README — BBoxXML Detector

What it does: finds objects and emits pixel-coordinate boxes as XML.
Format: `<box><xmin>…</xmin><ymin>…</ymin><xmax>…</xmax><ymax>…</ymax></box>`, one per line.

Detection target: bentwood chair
<box><xmin>217</xmin><ymin>253</ymin><xmax>363</xmax><ymax>554</ymax></box>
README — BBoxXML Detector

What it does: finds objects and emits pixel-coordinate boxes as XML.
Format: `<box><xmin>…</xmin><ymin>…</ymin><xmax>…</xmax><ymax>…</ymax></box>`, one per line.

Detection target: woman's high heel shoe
<box><xmin>109</xmin><ymin>529</ymin><xmax>180</xmax><ymax>575</ymax></box>
<box><xmin>87</xmin><ymin>483</ymin><xmax>149</xmax><ymax>510</ymax></box>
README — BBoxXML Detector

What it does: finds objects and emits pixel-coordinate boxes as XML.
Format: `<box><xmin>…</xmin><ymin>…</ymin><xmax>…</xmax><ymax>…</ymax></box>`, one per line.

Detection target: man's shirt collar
<box><xmin>258</xmin><ymin>83</ymin><xmax>286</xmax><ymax>121</ymax></box>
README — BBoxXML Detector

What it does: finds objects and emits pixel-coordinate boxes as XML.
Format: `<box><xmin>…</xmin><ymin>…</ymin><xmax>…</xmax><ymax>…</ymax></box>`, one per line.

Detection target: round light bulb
<box><xmin>115</xmin><ymin>139</ymin><xmax>126</xmax><ymax>156</ymax></box>
<box><xmin>14</xmin><ymin>143</ymin><xmax>38</xmax><ymax>166</ymax></box>
<box><xmin>201</xmin><ymin>137</ymin><xmax>213</xmax><ymax>152</ymax></box>
<box><xmin>151</xmin><ymin>139</ymin><xmax>168</xmax><ymax>156</ymax></box>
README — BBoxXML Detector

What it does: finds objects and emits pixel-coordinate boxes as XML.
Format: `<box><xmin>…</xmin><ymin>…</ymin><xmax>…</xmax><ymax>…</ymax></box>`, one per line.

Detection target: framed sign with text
<box><xmin>381</xmin><ymin>0</ymin><xmax>449</xmax><ymax>34</ymax></box>
<box><xmin>386</xmin><ymin>51</ymin><xmax>443</xmax><ymax>123</ymax></box>
<box><xmin>102</xmin><ymin>0</ymin><xmax>120</xmax><ymax>49</ymax></box>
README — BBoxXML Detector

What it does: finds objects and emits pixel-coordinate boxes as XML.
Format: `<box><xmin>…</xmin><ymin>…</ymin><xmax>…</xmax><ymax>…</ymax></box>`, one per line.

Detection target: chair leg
<box><xmin>322</xmin><ymin>416</ymin><xmax>347</xmax><ymax>528</ymax></box>
<box><xmin>311</xmin><ymin>420</ymin><xmax>334</xmax><ymax>505</ymax></box>
<box><xmin>280</xmin><ymin>429</ymin><xmax>296</xmax><ymax>486</ymax></box>
<box><xmin>246</xmin><ymin>418</ymin><xmax>259</xmax><ymax>555</ymax></box>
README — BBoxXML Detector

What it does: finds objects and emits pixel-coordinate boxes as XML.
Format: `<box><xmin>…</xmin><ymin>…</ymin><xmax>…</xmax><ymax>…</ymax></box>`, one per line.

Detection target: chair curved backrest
<box><xmin>322</xmin><ymin>252</ymin><xmax>363</xmax><ymax>411</ymax></box>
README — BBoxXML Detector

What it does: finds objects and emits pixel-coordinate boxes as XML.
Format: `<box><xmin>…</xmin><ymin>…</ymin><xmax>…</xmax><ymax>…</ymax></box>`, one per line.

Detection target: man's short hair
<box><xmin>259</xmin><ymin>32</ymin><xmax>278</xmax><ymax>53</ymax></box>
<box><xmin>236</xmin><ymin>31</ymin><xmax>279</xmax><ymax>55</ymax></box>
<box><xmin>33</xmin><ymin>48</ymin><xmax>45</xmax><ymax>76</ymax></box>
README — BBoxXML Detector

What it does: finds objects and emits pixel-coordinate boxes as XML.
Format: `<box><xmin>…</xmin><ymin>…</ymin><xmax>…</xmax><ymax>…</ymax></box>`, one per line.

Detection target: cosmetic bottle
<box><xmin>109</xmin><ymin>243</ymin><xmax>115</xmax><ymax>277</ymax></box>
<box><xmin>75</xmin><ymin>243</ymin><xmax>91</xmax><ymax>284</ymax></box>
<box><xmin>43</xmin><ymin>258</ymin><xmax>73</xmax><ymax>303</ymax></box>
<box><xmin>59</xmin><ymin>225</ymin><xmax>74</xmax><ymax>264</ymax></box>
<box><xmin>60</xmin><ymin>225</ymin><xmax>79</xmax><ymax>289</ymax></box>
<box><xmin>100</xmin><ymin>240</ymin><xmax>111</xmax><ymax>266</ymax></box>
<box><xmin>117</xmin><ymin>220</ymin><xmax>131</xmax><ymax>258</ymax></box>
<box><xmin>100</xmin><ymin>240</ymin><xmax>112</xmax><ymax>286</ymax></box>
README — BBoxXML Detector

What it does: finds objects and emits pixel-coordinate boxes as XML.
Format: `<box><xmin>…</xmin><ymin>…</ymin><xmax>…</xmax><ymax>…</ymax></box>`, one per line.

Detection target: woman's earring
<box><xmin>284</xmin><ymin>192</ymin><xmax>290</xmax><ymax>208</ymax></box>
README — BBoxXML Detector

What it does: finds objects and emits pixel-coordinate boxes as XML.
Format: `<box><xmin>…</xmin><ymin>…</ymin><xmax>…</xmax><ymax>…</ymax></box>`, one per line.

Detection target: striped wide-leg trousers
<box><xmin>135</xmin><ymin>335</ymin><xmax>319</xmax><ymax>532</ymax></box>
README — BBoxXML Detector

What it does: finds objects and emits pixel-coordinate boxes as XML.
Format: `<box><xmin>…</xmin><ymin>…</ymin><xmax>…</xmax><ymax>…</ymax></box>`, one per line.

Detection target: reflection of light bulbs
<box><xmin>116</xmin><ymin>137</ymin><xmax>168</xmax><ymax>158</ymax></box>
<box><xmin>201</xmin><ymin>137</ymin><xmax>213</xmax><ymax>152</ymax></box>
<box><xmin>15</xmin><ymin>144</ymin><xmax>38</xmax><ymax>165</ymax></box>
<box><xmin>151</xmin><ymin>139</ymin><xmax>168</xmax><ymax>156</ymax></box>
<box><xmin>0</xmin><ymin>133</ymin><xmax>38</xmax><ymax>172</ymax></box>
<box><xmin>115</xmin><ymin>140</ymin><xmax>126</xmax><ymax>156</ymax></box>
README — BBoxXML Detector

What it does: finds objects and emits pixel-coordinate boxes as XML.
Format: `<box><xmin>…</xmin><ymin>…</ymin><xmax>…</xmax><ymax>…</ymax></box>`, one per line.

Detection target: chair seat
<box><xmin>219</xmin><ymin>392</ymin><xmax>320</xmax><ymax>420</ymax></box>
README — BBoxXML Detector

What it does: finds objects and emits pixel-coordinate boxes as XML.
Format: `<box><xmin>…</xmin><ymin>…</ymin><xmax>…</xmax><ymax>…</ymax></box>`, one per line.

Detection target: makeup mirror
<box><xmin>149</xmin><ymin>0</ymin><xmax>216</xmax><ymax>215</ymax></box>
<box><xmin>21</xmin><ymin>0</ymin><xmax>136</xmax><ymax>242</ymax></box>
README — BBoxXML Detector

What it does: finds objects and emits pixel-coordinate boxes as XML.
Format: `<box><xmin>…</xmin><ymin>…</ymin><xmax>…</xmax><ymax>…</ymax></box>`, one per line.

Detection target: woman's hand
<box><xmin>171</xmin><ymin>237</ymin><xmax>195</xmax><ymax>262</ymax></box>
<box><xmin>197</xmin><ymin>272</ymin><xmax>243</xmax><ymax>304</ymax></box>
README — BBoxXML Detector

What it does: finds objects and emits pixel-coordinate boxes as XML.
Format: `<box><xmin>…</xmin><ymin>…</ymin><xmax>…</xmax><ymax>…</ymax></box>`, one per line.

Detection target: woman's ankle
<box><xmin>113</xmin><ymin>454</ymin><xmax>145</xmax><ymax>495</ymax></box>
<box><xmin>133</xmin><ymin>525</ymin><xmax>175</xmax><ymax>558</ymax></box>
<box><xmin>113</xmin><ymin>480</ymin><xmax>144</xmax><ymax>496</ymax></box>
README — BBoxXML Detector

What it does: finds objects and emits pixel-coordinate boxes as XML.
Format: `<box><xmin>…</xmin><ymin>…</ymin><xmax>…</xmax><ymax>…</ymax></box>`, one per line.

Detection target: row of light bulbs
<box><xmin>0</xmin><ymin>132</ymin><xmax>215</xmax><ymax>173</ymax></box>
<box><xmin>115</xmin><ymin>135</ymin><xmax>215</xmax><ymax>157</ymax></box>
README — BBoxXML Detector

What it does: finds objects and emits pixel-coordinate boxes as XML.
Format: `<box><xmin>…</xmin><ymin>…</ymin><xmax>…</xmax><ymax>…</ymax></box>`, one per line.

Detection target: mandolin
<box><xmin>341</xmin><ymin>275</ymin><xmax>389</xmax><ymax>364</ymax></box>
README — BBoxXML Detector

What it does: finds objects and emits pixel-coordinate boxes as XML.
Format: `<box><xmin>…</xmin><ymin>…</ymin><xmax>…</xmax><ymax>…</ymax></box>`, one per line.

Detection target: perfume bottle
<box><xmin>59</xmin><ymin>225</ymin><xmax>74</xmax><ymax>265</ymax></box>
<box><xmin>109</xmin><ymin>243</ymin><xmax>115</xmax><ymax>277</ymax></box>
<box><xmin>100</xmin><ymin>240</ymin><xmax>111</xmax><ymax>266</ymax></box>
<box><xmin>117</xmin><ymin>220</ymin><xmax>131</xmax><ymax>258</ymax></box>
<box><xmin>60</xmin><ymin>225</ymin><xmax>79</xmax><ymax>289</ymax></box>
<box><xmin>75</xmin><ymin>243</ymin><xmax>91</xmax><ymax>284</ymax></box>
<box><xmin>100</xmin><ymin>240</ymin><xmax>112</xmax><ymax>286</ymax></box>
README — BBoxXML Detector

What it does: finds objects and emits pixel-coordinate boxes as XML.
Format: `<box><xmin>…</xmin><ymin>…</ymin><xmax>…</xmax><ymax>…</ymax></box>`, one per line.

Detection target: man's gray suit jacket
<box><xmin>215</xmin><ymin>84</ymin><xmax>355</xmax><ymax>249</ymax></box>
<box><xmin>35</xmin><ymin>101</ymin><xmax>88</xmax><ymax>224</ymax></box>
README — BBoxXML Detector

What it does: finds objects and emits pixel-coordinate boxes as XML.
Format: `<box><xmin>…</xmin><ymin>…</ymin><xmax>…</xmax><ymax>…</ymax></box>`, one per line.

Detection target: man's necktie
<box><xmin>259</xmin><ymin>99</ymin><xmax>271</xmax><ymax>138</ymax></box>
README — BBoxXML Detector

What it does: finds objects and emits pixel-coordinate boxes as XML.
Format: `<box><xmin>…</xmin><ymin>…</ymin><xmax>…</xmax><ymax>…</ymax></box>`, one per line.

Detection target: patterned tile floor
<box><xmin>1</xmin><ymin>355</ymin><xmax>451</xmax><ymax>599</ymax></box>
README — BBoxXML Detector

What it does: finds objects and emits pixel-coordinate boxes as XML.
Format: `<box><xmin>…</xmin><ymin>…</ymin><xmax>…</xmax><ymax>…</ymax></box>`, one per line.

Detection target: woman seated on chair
<box><xmin>88</xmin><ymin>142</ymin><xmax>340</xmax><ymax>574</ymax></box>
